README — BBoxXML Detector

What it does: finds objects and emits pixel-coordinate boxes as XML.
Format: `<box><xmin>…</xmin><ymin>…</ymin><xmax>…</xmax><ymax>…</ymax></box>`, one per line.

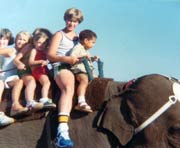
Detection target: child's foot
<box><xmin>54</xmin><ymin>130</ymin><xmax>74</xmax><ymax>148</ymax></box>
<box><xmin>26</xmin><ymin>100</ymin><xmax>43</xmax><ymax>112</ymax></box>
<box><xmin>74</xmin><ymin>102</ymin><xmax>93</xmax><ymax>113</ymax></box>
<box><xmin>10</xmin><ymin>103</ymin><xmax>28</xmax><ymax>117</ymax></box>
<box><xmin>0</xmin><ymin>112</ymin><xmax>15</xmax><ymax>126</ymax></box>
<box><xmin>39</xmin><ymin>98</ymin><xmax>56</xmax><ymax>110</ymax></box>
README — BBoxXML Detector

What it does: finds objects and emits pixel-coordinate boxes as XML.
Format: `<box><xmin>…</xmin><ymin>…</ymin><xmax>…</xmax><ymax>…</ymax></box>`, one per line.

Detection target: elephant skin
<box><xmin>50</xmin><ymin>74</ymin><xmax>180</xmax><ymax>148</ymax></box>
<box><xmin>100</xmin><ymin>74</ymin><xmax>180</xmax><ymax>148</ymax></box>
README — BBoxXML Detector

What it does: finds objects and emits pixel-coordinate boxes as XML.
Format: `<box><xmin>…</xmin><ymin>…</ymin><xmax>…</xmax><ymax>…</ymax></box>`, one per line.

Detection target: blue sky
<box><xmin>1</xmin><ymin>0</ymin><xmax>180</xmax><ymax>81</ymax></box>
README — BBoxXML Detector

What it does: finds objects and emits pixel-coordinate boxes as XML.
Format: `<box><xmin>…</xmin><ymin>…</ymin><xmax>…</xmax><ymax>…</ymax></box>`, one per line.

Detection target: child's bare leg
<box><xmin>76</xmin><ymin>73</ymin><xmax>88</xmax><ymax>97</ymax></box>
<box><xmin>75</xmin><ymin>73</ymin><xmax>92</xmax><ymax>112</ymax></box>
<box><xmin>0</xmin><ymin>80</ymin><xmax>4</xmax><ymax>104</ymax></box>
<box><xmin>8</xmin><ymin>79</ymin><xmax>25</xmax><ymax>110</ymax></box>
<box><xmin>22</xmin><ymin>75</ymin><xmax>43</xmax><ymax>110</ymax></box>
<box><xmin>39</xmin><ymin>75</ymin><xmax>56</xmax><ymax>109</ymax></box>
<box><xmin>22</xmin><ymin>75</ymin><xmax>36</xmax><ymax>102</ymax></box>
<box><xmin>39</xmin><ymin>75</ymin><xmax>50</xmax><ymax>98</ymax></box>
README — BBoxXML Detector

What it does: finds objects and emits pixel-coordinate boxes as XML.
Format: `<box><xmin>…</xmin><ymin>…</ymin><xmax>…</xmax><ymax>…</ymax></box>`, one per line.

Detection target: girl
<box><xmin>14</xmin><ymin>31</ymin><xmax>43</xmax><ymax>112</ymax></box>
<box><xmin>29</xmin><ymin>28</ymin><xmax>56</xmax><ymax>109</ymax></box>
<box><xmin>0</xmin><ymin>29</ymin><xmax>28</xmax><ymax>126</ymax></box>
<box><xmin>47</xmin><ymin>8</ymin><xmax>83</xmax><ymax>148</ymax></box>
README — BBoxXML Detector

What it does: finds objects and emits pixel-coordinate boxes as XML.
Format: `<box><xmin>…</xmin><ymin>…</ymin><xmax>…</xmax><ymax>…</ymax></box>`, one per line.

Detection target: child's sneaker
<box><xmin>55</xmin><ymin>131</ymin><xmax>74</xmax><ymax>148</ymax></box>
<box><xmin>0</xmin><ymin>112</ymin><xmax>15</xmax><ymax>126</ymax></box>
<box><xmin>39</xmin><ymin>98</ymin><xmax>56</xmax><ymax>110</ymax></box>
<box><xmin>26</xmin><ymin>100</ymin><xmax>43</xmax><ymax>111</ymax></box>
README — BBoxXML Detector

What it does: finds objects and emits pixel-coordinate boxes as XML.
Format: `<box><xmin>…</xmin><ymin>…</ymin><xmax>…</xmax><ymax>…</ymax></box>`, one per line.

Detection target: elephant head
<box><xmin>97</xmin><ymin>74</ymin><xmax>180</xmax><ymax>147</ymax></box>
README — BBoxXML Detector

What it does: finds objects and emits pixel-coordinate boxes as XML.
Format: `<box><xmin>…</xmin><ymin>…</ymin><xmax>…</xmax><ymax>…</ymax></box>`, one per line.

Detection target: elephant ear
<box><xmin>98</xmin><ymin>97</ymin><xmax>134</xmax><ymax>145</ymax></box>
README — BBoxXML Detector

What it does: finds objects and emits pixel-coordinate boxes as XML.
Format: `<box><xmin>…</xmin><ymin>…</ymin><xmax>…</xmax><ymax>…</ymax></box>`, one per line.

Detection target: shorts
<box><xmin>4</xmin><ymin>75</ymin><xmax>19</xmax><ymax>89</ymax></box>
<box><xmin>32</xmin><ymin>66</ymin><xmax>48</xmax><ymax>80</ymax></box>
<box><xmin>53</xmin><ymin>64</ymin><xmax>71</xmax><ymax>78</ymax></box>
<box><xmin>17</xmin><ymin>67</ymin><xmax>32</xmax><ymax>78</ymax></box>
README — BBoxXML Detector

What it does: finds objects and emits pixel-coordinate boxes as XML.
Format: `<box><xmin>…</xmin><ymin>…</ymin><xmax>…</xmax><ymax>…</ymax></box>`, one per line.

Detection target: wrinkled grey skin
<box><xmin>100</xmin><ymin>74</ymin><xmax>180</xmax><ymax>148</ymax></box>
<box><xmin>51</xmin><ymin>74</ymin><xmax>180</xmax><ymax>148</ymax></box>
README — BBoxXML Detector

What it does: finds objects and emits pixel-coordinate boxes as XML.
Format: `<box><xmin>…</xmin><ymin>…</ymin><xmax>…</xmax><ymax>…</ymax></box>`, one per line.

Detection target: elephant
<box><xmin>50</xmin><ymin>74</ymin><xmax>180</xmax><ymax>148</ymax></box>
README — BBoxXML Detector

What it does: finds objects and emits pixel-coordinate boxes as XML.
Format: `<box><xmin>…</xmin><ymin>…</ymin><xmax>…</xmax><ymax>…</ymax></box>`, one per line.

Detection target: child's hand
<box><xmin>70</xmin><ymin>56</ymin><xmax>79</xmax><ymax>65</ymax></box>
<box><xmin>91</xmin><ymin>56</ymin><xmax>99</xmax><ymax>61</ymax></box>
<box><xmin>86</xmin><ymin>54</ymin><xmax>91</xmax><ymax>60</ymax></box>
<box><xmin>17</xmin><ymin>64</ymin><xmax>26</xmax><ymax>70</ymax></box>
<box><xmin>41</xmin><ymin>60</ymin><xmax>48</xmax><ymax>66</ymax></box>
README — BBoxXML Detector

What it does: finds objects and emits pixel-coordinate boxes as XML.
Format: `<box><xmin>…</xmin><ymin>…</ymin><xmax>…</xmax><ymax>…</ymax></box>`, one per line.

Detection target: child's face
<box><xmin>0</xmin><ymin>37</ymin><xmax>9</xmax><ymax>48</ymax></box>
<box><xmin>15</xmin><ymin>34</ymin><xmax>29</xmax><ymax>50</ymax></box>
<box><xmin>34</xmin><ymin>37</ymin><xmax>47</xmax><ymax>51</ymax></box>
<box><xmin>84</xmin><ymin>37</ymin><xmax>96</xmax><ymax>50</ymax></box>
<box><xmin>65</xmin><ymin>19</ymin><xmax>79</xmax><ymax>31</ymax></box>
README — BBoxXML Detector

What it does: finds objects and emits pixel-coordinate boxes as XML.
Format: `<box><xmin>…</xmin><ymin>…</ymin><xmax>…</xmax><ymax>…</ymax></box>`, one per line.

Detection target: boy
<box><xmin>70</xmin><ymin>29</ymin><xmax>99</xmax><ymax>113</ymax></box>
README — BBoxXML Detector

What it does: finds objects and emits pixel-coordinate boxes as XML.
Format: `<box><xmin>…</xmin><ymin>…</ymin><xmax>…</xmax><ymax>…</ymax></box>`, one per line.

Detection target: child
<box><xmin>47</xmin><ymin>8</ymin><xmax>83</xmax><ymax>148</ymax></box>
<box><xmin>14</xmin><ymin>31</ymin><xmax>44</xmax><ymax>112</ymax></box>
<box><xmin>29</xmin><ymin>28</ymin><xmax>56</xmax><ymax>109</ymax></box>
<box><xmin>0</xmin><ymin>29</ymin><xmax>28</xmax><ymax>126</ymax></box>
<box><xmin>70</xmin><ymin>29</ymin><xmax>98</xmax><ymax>113</ymax></box>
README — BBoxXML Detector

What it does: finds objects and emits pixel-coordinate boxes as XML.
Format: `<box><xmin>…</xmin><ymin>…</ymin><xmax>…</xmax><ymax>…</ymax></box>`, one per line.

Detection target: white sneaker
<box><xmin>0</xmin><ymin>112</ymin><xmax>15</xmax><ymax>126</ymax></box>
<box><xmin>39</xmin><ymin>98</ymin><xmax>56</xmax><ymax>110</ymax></box>
<box><xmin>26</xmin><ymin>100</ymin><xmax>43</xmax><ymax>111</ymax></box>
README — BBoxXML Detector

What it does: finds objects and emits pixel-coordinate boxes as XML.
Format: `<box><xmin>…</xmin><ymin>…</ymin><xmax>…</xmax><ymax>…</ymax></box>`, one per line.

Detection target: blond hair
<box><xmin>15</xmin><ymin>31</ymin><xmax>32</xmax><ymax>43</ymax></box>
<box><xmin>64</xmin><ymin>8</ymin><xmax>84</xmax><ymax>24</ymax></box>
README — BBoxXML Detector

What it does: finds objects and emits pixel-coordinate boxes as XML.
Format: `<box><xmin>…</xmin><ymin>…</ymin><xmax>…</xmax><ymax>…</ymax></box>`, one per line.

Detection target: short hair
<box><xmin>33</xmin><ymin>28</ymin><xmax>52</xmax><ymax>45</ymax></box>
<box><xmin>15</xmin><ymin>31</ymin><xmax>32</xmax><ymax>44</ymax></box>
<box><xmin>32</xmin><ymin>28</ymin><xmax>52</xmax><ymax>37</ymax></box>
<box><xmin>79</xmin><ymin>29</ymin><xmax>97</xmax><ymax>42</ymax></box>
<box><xmin>64</xmin><ymin>8</ymin><xmax>84</xmax><ymax>24</ymax></box>
<box><xmin>0</xmin><ymin>28</ymin><xmax>14</xmax><ymax>45</ymax></box>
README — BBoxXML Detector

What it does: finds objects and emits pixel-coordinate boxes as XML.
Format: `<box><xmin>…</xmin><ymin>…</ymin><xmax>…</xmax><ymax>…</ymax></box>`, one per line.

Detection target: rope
<box><xmin>0</xmin><ymin>67</ymin><xmax>17</xmax><ymax>73</ymax></box>
<box><xmin>0</xmin><ymin>62</ymin><xmax>53</xmax><ymax>74</ymax></box>
<box><xmin>0</xmin><ymin>59</ymin><xmax>105</xmax><ymax>81</ymax></box>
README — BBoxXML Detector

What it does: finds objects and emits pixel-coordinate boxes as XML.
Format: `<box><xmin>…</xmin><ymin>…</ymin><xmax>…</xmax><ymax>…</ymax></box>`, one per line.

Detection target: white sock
<box><xmin>58</xmin><ymin>112</ymin><xmax>70</xmax><ymax>116</ymax></box>
<box><xmin>57</xmin><ymin>123</ymin><xmax>70</xmax><ymax>139</ymax></box>
<box><xmin>78</xmin><ymin>96</ymin><xmax>86</xmax><ymax>104</ymax></box>
<box><xmin>58</xmin><ymin>123</ymin><xmax>69</xmax><ymax>132</ymax></box>
<box><xmin>39</xmin><ymin>98</ymin><xmax>49</xmax><ymax>103</ymax></box>
<box><xmin>26</xmin><ymin>100</ymin><xmax>35</xmax><ymax>106</ymax></box>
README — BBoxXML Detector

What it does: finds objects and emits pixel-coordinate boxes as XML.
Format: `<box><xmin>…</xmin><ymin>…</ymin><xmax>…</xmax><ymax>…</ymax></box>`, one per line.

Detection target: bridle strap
<box><xmin>135</xmin><ymin>81</ymin><xmax>180</xmax><ymax>134</ymax></box>
<box><xmin>134</xmin><ymin>95</ymin><xmax>178</xmax><ymax>134</ymax></box>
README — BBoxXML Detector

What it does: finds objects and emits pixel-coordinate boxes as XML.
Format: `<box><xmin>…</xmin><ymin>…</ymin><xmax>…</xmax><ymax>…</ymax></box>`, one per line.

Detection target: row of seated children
<box><xmin>0</xmin><ymin>27</ymin><xmax>99</xmax><ymax>127</ymax></box>
<box><xmin>0</xmin><ymin>28</ymin><xmax>56</xmax><ymax>127</ymax></box>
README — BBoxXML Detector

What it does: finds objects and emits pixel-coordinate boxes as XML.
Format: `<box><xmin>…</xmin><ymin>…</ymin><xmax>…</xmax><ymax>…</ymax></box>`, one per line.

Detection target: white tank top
<box><xmin>54</xmin><ymin>31</ymin><xmax>78</xmax><ymax>67</ymax></box>
<box><xmin>56</xmin><ymin>31</ymin><xmax>78</xmax><ymax>56</ymax></box>
<box><xmin>0</xmin><ymin>48</ymin><xmax>17</xmax><ymax>81</ymax></box>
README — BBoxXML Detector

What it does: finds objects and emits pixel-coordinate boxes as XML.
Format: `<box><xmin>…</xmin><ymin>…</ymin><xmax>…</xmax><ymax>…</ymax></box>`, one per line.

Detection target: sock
<box><xmin>57</xmin><ymin>112</ymin><xmax>70</xmax><ymax>139</ymax></box>
<box><xmin>26</xmin><ymin>100</ymin><xmax>35</xmax><ymax>106</ymax></box>
<box><xmin>39</xmin><ymin>98</ymin><xmax>49</xmax><ymax>103</ymax></box>
<box><xmin>78</xmin><ymin>96</ymin><xmax>86</xmax><ymax>104</ymax></box>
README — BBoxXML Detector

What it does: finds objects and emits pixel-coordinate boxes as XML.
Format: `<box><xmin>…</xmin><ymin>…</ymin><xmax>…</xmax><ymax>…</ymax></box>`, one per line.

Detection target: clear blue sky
<box><xmin>1</xmin><ymin>0</ymin><xmax>180</xmax><ymax>81</ymax></box>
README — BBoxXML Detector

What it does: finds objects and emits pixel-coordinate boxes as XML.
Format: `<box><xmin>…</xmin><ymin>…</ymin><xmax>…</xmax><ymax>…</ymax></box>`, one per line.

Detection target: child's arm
<box><xmin>47</xmin><ymin>32</ymin><xmax>79</xmax><ymax>65</ymax></box>
<box><xmin>13</xmin><ymin>52</ymin><xmax>26</xmax><ymax>70</ymax></box>
<box><xmin>0</xmin><ymin>47</ymin><xmax>15</xmax><ymax>57</ymax></box>
<box><xmin>29</xmin><ymin>49</ymin><xmax>48</xmax><ymax>66</ymax></box>
<box><xmin>13</xmin><ymin>45</ymin><xmax>30</xmax><ymax>70</ymax></box>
